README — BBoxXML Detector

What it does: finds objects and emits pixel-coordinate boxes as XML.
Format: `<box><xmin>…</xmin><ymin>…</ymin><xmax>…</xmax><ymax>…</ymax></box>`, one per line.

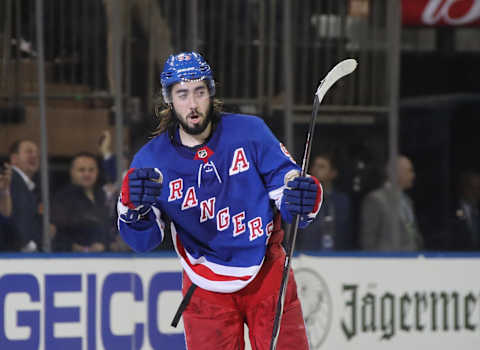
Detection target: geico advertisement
<box><xmin>1</xmin><ymin>255</ymin><xmax>480</xmax><ymax>350</ymax></box>
<box><xmin>0</xmin><ymin>257</ymin><xmax>184</xmax><ymax>350</ymax></box>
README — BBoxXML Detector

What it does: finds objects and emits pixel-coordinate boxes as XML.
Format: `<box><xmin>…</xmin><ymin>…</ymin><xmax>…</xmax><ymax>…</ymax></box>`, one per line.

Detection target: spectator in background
<box><xmin>360</xmin><ymin>155</ymin><xmax>423</xmax><ymax>251</ymax></box>
<box><xmin>97</xmin><ymin>130</ymin><xmax>132</xmax><ymax>252</ymax></box>
<box><xmin>9</xmin><ymin>139</ymin><xmax>55</xmax><ymax>252</ymax></box>
<box><xmin>449</xmin><ymin>170</ymin><xmax>480</xmax><ymax>251</ymax></box>
<box><xmin>98</xmin><ymin>130</ymin><xmax>118</xmax><ymax>204</ymax></box>
<box><xmin>52</xmin><ymin>152</ymin><xmax>112</xmax><ymax>252</ymax></box>
<box><xmin>0</xmin><ymin>163</ymin><xmax>12</xmax><ymax>218</ymax></box>
<box><xmin>0</xmin><ymin>162</ymin><xmax>20</xmax><ymax>251</ymax></box>
<box><xmin>297</xmin><ymin>153</ymin><xmax>353</xmax><ymax>251</ymax></box>
<box><xmin>98</xmin><ymin>130</ymin><xmax>116</xmax><ymax>181</ymax></box>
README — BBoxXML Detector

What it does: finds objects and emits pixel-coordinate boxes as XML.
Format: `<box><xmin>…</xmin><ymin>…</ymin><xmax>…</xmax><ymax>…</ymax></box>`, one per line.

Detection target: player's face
<box><xmin>171</xmin><ymin>80</ymin><xmax>211</xmax><ymax>135</ymax></box>
<box><xmin>70</xmin><ymin>156</ymin><xmax>98</xmax><ymax>190</ymax></box>
<box><xmin>10</xmin><ymin>141</ymin><xmax>39</xmax><ymax>178</ymax></box>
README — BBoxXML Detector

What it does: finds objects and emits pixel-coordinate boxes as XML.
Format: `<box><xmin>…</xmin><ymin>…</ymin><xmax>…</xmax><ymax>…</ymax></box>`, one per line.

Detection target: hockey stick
<box><xmin>269</xmin><ymin>59</ymin><xmax>357</xmax><ymax>350</ymax></box>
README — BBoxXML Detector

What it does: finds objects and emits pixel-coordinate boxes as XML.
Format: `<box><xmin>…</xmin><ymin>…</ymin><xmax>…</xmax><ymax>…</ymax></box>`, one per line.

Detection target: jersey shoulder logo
<box><xmin>280</xmin><ymin>143</ymin><xmax>296</xmax><ymax>164</ymax></box>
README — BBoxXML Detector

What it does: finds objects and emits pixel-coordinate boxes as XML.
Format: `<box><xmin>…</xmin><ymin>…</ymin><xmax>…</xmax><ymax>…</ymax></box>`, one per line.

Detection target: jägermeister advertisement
<box><xmin>294</xmin><ymin>254</ymin><xmax>480</xmax><ymax>350</ymax></box>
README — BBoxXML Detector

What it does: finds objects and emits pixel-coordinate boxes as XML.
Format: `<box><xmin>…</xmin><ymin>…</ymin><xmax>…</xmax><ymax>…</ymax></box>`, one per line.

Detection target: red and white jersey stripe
<box><xmin>171</xmin><ymin>223</ymin><xmax>264</xmax><ymax>293</ymax></box>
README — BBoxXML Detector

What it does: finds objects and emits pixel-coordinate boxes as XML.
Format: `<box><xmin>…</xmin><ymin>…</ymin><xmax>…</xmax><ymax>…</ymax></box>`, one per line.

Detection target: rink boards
<box><xmin>0</xmin><ymin>252</ymin><xmax>479</xmax><ymax>350</ymax></box>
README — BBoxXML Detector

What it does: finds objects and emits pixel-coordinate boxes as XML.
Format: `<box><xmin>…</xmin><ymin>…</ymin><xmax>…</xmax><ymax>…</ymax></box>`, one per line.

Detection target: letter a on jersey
<box><xmin>181</xmin><ymin>186</ymin><xmax>198</xmax><ymax>210</ymax></box>
<box><xmin>229</xmin><ymin>147</ymin><xmax>250</xmax><ymax>175</ymax></box>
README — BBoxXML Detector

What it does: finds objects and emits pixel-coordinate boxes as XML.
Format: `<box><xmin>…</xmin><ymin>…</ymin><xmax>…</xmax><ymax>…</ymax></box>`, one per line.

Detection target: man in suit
<box><xmin>297</xmin><ymin>153</ymin><xmax>353</xmax><ymax>251</ymax></box>
<box><xmin>449</xmin><ymin>170</ymin><xmax>480</xmax><ymax>250</ymax></box>
<box><xmin>9</xmin><ymin>139</ymin><xmax>55</xmax><ymax>252</ymax></box>
<box><xmin>360</xmin><ymin>155</ymin><xmax>422</xmax><ymax>251</ymax></box>
<box><xmin>52</xmin><ymin>152</ymin><xmax>112</xmax><ymax>252</ymax></box>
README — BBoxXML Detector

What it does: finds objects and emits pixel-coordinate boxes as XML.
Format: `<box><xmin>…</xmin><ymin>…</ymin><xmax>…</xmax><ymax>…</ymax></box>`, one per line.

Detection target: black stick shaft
<box><xmin>269</xmin><ymin>95</ymin><xmax>320</xmax><ymax>350</ymax></box>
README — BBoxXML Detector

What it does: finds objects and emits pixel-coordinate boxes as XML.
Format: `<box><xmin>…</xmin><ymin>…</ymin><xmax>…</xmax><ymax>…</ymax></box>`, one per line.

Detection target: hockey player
<box><xmin>117</xmin><ymin>52</ymin><xmax>322</xmax><ymax>350</ymax></box>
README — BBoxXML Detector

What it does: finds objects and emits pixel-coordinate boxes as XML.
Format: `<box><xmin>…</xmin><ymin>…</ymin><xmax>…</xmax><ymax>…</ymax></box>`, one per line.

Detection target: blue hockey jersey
<box><xmin>118</xmin><ymin>114</ymin><xmax>317</xmax><ymax>293</ymax></box>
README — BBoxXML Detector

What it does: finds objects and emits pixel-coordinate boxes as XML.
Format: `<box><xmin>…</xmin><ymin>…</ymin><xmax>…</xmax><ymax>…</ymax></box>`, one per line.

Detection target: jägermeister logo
<box><xmin>341</xmin><ymin>284</ymin><xmax>479</xmax><ymax>341</ymax></box>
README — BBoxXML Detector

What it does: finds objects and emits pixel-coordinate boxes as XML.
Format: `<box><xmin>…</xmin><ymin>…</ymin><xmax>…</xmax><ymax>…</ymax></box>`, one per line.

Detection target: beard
<box><xmin>174</xmin><ymin>104</ymin><xmax>213</xmax><ymax>136</ymax></box>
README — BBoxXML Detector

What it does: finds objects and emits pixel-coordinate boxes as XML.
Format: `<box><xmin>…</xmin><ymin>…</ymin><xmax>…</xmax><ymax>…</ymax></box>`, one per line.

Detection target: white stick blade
<box><xmin>315</xmin><ymin>59</ymin><xmax>357</xmax><ymax>103</ymax></box>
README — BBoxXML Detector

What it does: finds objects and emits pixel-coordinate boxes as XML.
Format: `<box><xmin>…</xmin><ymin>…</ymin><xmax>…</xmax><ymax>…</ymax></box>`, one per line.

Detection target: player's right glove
<box><xmin>119</xmin><ymin>168</ymin><xmax>163</xmax><ymax>224</ymax></box>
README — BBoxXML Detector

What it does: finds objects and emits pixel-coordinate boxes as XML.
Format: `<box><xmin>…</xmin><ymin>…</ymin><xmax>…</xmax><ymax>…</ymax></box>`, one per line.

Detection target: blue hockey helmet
<box><xmin>160</xmin><ymin>52</ymin><xmax>216</xmax><ymax>103</ymax></box>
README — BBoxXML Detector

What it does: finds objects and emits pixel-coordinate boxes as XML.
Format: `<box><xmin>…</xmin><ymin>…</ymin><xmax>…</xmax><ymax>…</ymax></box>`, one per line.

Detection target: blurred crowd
<box><xmin>2</xmin><ymin>1</ymin><xmax>479</xmax><ymax>254</ymax></box>
<box><xmin>0</xmin><ymin>133</ymin><xmax>131</xmax><ymax>253</ymax></box>
<box><xmin>1</xmin><ymin>135</ymin><xmax>479</xmax><ymax>254</ymax></box>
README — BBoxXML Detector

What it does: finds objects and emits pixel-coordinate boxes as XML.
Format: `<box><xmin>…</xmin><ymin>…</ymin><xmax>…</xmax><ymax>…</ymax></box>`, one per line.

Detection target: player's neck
<box><xmin>179</xmin><ymin>123</ymin><xmax>212</xmax><ymax>147</ymax></box>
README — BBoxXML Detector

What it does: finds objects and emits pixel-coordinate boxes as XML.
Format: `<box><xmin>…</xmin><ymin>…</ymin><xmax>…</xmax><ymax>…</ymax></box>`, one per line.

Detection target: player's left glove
<box><xmin>280</xmin><ymin>176</ymin><xmax>322</xmax><ymax>228</ymax></box>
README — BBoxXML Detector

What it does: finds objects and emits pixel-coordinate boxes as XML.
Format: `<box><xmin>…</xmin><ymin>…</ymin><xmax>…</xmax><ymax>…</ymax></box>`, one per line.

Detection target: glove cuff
<box><xmin>309</xmin><ymin>175</ymin><xmax>323</xmax><ymax>217</ymax></box>
<box><xmin>118</xmin><ymin>198</ymin><xmax>151</xmax><ymax>224</ymax></box>
<box><xmin>121</xmin><ymin>168</ymin><xmax>137</xmax><ymax>209</ymax></box>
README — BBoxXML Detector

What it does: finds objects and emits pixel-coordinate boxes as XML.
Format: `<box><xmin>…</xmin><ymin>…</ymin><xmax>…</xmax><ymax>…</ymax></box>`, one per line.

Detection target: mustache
<box><xmin>188</xmin><ymin>110</ymin><xmax>204</xmax><ymax>118</ymax></box>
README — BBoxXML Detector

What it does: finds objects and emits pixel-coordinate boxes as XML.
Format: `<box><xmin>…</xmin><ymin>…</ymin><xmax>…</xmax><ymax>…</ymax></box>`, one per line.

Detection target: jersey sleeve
<box><xmin>253</xmin><ymin>119</ymin><xmax>301</xmax><ymax>210</ymax></box>
<box><xmin>116</xmin><ymin>154</ymin><xmax>165</xmax><ymax>252</ymax></box>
